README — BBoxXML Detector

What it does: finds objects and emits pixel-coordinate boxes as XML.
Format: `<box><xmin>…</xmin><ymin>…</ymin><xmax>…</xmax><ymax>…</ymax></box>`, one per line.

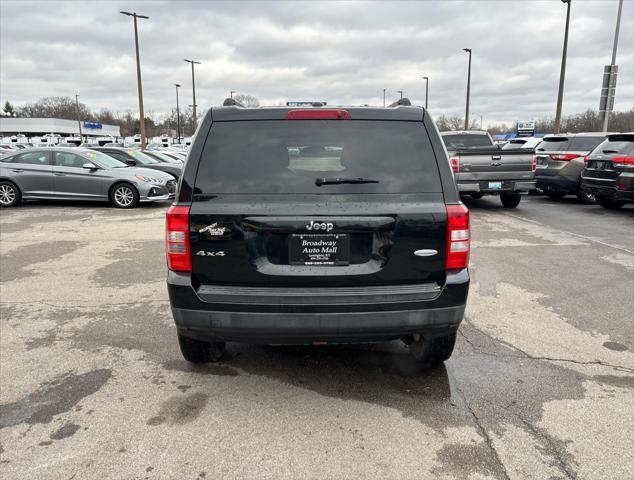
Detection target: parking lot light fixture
<box><xmin>554</xmin><ymin>0</ymin><xmax>571</xmax><ymax>134</ymax></box>
<box><xmin>174</xmin><ymin>84</ymin><xmax>182</xmax><ymax>144</ymax></box>
<box><xmin>120</xmin><ymin>11</ymin><xmax>149</xmax><ymax>149</ymax></box>
<box><xmin>184</xmin><ymin>59</ymin><xmax>201</xmax><ymax>131</ymax></box>
<box><xmin>463</xmin><ymin>48</ymin><xmax>472</xmax><ymax>130</ymax></box>
<box><xmin>422</xmin><ymin>77</ymin><xmax>429</xmax><ymax>109</ymax></box>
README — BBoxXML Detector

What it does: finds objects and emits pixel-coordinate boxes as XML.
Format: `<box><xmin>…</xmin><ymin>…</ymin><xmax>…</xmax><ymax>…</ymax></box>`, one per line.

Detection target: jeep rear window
<box><xmin>195</xmin><ymin>121</ymin><xmax>442</xmax><ymax>194</ymax></box>
<box><xmin>567</xmin><ymin>136</ymin><xmax>605</xmax><ymax>152</ymax></box>
<box><xmin>595</xmin><ymin>135</ymin><xmax>634</xmax><ymax>155</ymax></box>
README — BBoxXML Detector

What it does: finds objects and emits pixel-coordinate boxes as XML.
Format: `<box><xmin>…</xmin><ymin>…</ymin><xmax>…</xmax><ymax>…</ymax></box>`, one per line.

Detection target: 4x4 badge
<box><xmin>199</xmin><ymin>223</ymin><xmax>227</xmax><ymax>236</ymax></box>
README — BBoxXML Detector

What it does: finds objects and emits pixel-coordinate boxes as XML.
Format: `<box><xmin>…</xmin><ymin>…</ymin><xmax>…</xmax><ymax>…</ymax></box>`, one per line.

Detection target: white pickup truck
<box><xmin>441</xmin><ymin>131</ymin><xmax>536</xmax><ymax>208</ymax></box>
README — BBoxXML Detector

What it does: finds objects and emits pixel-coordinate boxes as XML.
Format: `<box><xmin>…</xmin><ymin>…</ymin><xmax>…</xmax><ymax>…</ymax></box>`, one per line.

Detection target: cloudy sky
<box><xmin>1</xmin><ymin>0</ymin><xmax>632</xmax><ymax>126</ymax></box>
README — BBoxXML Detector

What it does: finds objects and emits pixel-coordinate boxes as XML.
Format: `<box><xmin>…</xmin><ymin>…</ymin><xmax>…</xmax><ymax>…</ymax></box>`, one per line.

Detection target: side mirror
<box><xmin>82</xmin><ymin>163</ymin><xmax>98</xmax><ymax>169</ymax></box>
<box><xmin>125</xmin><ymin>159</ymin><xmax>136</xmax><ymax>166</ymax></box>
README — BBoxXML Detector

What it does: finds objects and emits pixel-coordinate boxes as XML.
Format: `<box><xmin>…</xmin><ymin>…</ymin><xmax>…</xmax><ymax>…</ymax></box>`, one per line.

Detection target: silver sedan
<box><xmin>0</xmin><ymin>147</ymin><xmax>176</xmax><ymax>208</ymax></box>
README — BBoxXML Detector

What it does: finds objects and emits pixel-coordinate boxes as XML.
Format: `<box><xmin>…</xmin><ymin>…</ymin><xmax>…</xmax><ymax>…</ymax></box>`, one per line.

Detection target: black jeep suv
<box><xmin>166</xmin><ymin>99</ymin><xmax>470</xmax><ymax>366</ymax></box>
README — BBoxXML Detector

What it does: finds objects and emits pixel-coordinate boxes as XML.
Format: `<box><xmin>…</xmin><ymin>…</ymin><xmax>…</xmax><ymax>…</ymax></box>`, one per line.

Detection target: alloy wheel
<box><xmin>0</xmin><ymin>184</ymin><xmax>16</xmax><ymax>206</ymax></box>
<box><xmin>114</xmin><ymin>186</ymin><xmax>134</xmax><ymax>207</ymax></box>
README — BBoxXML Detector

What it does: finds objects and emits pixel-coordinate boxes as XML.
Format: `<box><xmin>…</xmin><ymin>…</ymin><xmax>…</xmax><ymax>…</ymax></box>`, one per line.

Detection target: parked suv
<box><xmin>581</xmin><ymin>133</ymin><xmax>634</xmax><ymax>209</ymax></box>
<box><xmin>166</xmin><ymin>99</ymin><xmax>470</xmax><ymax>366</ymax></box>
<box><xmin>534</xmin><ymin>133</ymin><xmax>608</xmax><ymax>203</ymax></box>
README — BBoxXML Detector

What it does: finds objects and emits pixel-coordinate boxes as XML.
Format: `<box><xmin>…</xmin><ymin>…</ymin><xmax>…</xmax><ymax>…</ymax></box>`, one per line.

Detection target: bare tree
<box><xmin>233</xmin><ymin>93</ymin><xmax>260</xmax><ymax>107</ymax></box>
<box><xmin>16</xmin><ymin>96</ymin><xmax>91</xmax><ymax>121</ymax></box>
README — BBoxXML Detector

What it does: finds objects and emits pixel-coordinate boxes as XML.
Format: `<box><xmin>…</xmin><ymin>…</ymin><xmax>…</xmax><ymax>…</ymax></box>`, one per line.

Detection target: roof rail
<box><xmin>223</xmin><ymin>98</ymin><xmax>245</xmax><ymax>107</ymax></box>
<box><xmin>388</xmin><ymin>98</ymin><xmax>412</xmax><ymax>107</ymax></box>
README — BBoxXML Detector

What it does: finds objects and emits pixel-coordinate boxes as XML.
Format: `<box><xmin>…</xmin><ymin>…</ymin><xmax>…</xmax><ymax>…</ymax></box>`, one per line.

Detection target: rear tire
<box><xmin>469</xmin><ymin>192</ymin><xmax>484</xmax><ymax>199</ymax></box>
<box><xmin>0</xmin><ymin>181</ymin><xmax>21</xmax><ymax>207</ymax></box>
<box><xmin>596</xmin><ymin>197</ymin><xmax>626</xmax><ymax>210</ymax></box>
<box><xmin>408</xmin><ymin>331</ymin><xmax>457</xmax><ymax>366</ymax></box>
<box><xmin>500</xmin><ymin>193</ymin><xmax>521</xmax><ymax>208</ymax></box>
<box><xmin>545</xmin><ymin>190</ymin><xmax>567</xmax><ymax>200</ymax></box>
<box><xmin>109</xmin><ymin>183</ymin><xmax>139</xmax><ymax>208</ymax></box>
<box><xmin>576</xmin><ymin>189</ymin><xmax>595</xmax><ymax>204</ymax></box>
<box><xmin>177</xmin><ymin>333</ymin><xmax>226</xmax><ymax>363</ymax></box>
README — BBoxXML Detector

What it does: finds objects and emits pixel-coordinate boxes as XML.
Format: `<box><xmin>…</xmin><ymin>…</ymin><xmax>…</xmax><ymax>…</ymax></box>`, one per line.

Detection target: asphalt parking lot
<box><xmin>0</xmin><ymin>196</ymin><xmax>632</xmax><ymax>480</ymax></box>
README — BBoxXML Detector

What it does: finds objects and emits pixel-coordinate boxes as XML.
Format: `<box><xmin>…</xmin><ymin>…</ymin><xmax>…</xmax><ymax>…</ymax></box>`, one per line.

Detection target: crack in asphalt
<box><xmin>461</xmin><ymin>318</ymin><xmax>634</xmax><ymax>374</ymax></box>
<box><xmin>452</xmin><ymin>383</ymin><xmax>512</xmax><ymax>480</ymax></box>
<box><xmin>508</xmin><ymin>410</ymin><xmax>579</xmax><ymax>480</ymax></box>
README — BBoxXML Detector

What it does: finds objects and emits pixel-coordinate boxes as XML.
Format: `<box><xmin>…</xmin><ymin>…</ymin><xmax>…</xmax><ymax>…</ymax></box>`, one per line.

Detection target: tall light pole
<box><xmin>184</xmin><ymin>59</ymin><xmax>201</xmax><ymax>131</ymax></box>
<box><xmin>230</xmin><ymin>90</ymin><xmax>236</xmax><ymax>99</ymax></box>
<box><xmin>397</xmin><ymin>90</ymin><xmax>403</xmax><ymax>100</ymax></box>
<box><xmin>421</xmin><ymin>76</ymin><xmax>429</xmax><ymax>109</ymax></box>
<box><xmin>75</xmin><ymin>94</ymin><xmax>82</xmax><ymax>141</ymax></box>
<box><xmin>188</xmin><ymin>104</ymin><xmax>197</xmax><ymax>135</ymax></box>
<box><xmin>601</xmin><ymin>0</ymin><xmax>623</xmax><ymax>132</ymax></box>
<box><xmin>174</xmin><ymin>83</ymin><xmax>181</xmax><ymax>144</ymax></box>
<box><xmin>463</xmin><ymin>48</ymin><xmax>472</xmax><ymax>130</ymax></box>
<box><xmin>382</xmin><ymin>89</ymin><xmax>386</xmax><ymax>107</ymax></box>
<box><xmin>554</xmin><ymin>0</ymin><xmax>571</xmax><ymax>134</ymax></box>
<box><xmin>120</xmin><ymin>11</ymin><xmax>149</xmax><ymax>149</ymax></box>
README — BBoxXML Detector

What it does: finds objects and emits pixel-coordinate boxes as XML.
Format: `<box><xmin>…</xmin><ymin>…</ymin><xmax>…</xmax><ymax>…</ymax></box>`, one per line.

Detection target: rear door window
<box><xmin>54</xmin><ymin>152</ymin><xmax>90</xmax><ymax>168</ymax></box>
<box><xmin>195</xmin><ymin>120</ymin><xmax>442</xmax><ymax>194</ymax></box>
<box><xmin>11</xmin><ymin>151</ymin><xmax>51</xmax><ymax>165</ymax></box>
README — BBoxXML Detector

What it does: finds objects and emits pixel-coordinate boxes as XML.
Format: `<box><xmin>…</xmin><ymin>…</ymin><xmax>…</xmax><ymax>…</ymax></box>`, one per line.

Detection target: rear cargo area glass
<box><xmin>195</xmin><ymin>121</ymin><xmax>441</xmax><ymax>194</ymax></box>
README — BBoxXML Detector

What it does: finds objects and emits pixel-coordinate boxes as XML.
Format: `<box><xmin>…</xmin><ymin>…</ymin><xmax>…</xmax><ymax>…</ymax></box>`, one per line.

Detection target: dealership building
<box><xmin>0</xmin><ymin>117</ymin><xmax>121</xmax><ymax>141</ymax></box>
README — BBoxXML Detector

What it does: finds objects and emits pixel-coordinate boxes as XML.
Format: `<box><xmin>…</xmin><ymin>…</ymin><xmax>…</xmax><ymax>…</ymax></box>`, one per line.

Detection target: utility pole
<box><xmin>174</xmin><ymin>84</ymin><xmax>181</xmax><ymax>144</ymax></box>
<box><xmin>601</xmin><ymin>0</ymin><xmax>623</xmax><ymax>132</ymax></box>
<box><xmin>463</xmin><ymin>48</ymin><xmax>472</xmax><ymax>130</ymax></box>
<box><xmin>554</xmin><ymin>0</ymin><xmax>571</xmax><ymax>134</ymax></box>
<box><xmin>422</xmin><ymin>76</ymin><xmax>429</xmax><ymax>109</ymax></box>
<box><xmin>120</xmin><ymin>11</ymin><xmax>149</xmax><ymax>149</ymax></box>
<box><xmin>382</xmin><ymin>89</ymin><xmax>386</xmax><ymax>107</ymax></box>
<box><xmin>397</xmin><ymin>90</ymin><xmax>403</xmax><ymax>100</ymax></box>
<box><xmin>75</xmin><ymin>94</ymin><xmax>82</xmax><ymax>141</ymax></box>
<box><xmin>184</xmin><ymin>59</ymin><xmax>201</xmax><ymax>131</ymax></box>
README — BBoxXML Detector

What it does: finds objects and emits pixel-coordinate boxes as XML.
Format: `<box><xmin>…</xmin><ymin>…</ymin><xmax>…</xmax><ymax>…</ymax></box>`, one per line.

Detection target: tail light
<box><xmin>612</xmin><ymin>156</ymin><xmax>634</xmax><ymax>166</ymax></box>
<box><xmin>166</xmin><ymin>205</ymin><xmax>191</xmax><ymax>272</ymax></box>
<box><xmin>531</xmin><ymin>155</ymin><xmax>537</xmax><ymax>172</ymax></box>
<box><xmin>584</xmin><ymin>155</ymin><xmax>591</xmax><ymax>162</ymax></box>
<box><xmin>550</xmin><ymin>154</ymin><xmax>580</xmax><ymax>161</ymax></box>
<box><xmin>446</xmin><ymin>204</ymin><xmax>470</xmax><ymax>269</ymax></box>
<box><xmin>450</xmin><ymin>157</ymin><xmax>460</xmax><ymax>173</ymax></box>
<box><xmin>286</xmin><ymin>109</ymin><xmax>351</xmax><ymax>120</ymax></box>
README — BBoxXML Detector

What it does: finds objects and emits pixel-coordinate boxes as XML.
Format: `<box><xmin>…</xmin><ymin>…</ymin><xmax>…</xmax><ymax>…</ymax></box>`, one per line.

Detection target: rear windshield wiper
<box><xmin>315</xmin><ymin>177</ymin><xmax>379</xmax><ymax>186</ymax></box>
<box><xmin>602</xmin><ymin>149</ymin><xmax>619</xmax><ymax>154</ymax></box>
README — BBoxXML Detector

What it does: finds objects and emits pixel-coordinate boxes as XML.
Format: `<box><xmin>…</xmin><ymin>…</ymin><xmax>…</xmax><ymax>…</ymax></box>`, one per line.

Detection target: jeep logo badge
<box><xmin>306</xmin><ymin>220</ymin><xmax>334</xmax><ymax>232</ymax></box>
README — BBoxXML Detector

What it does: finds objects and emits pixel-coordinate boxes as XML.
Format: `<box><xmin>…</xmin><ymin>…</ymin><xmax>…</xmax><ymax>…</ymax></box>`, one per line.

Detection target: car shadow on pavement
<box><xmin>194</xmin><ymin>341</ymin><xmax>462</xmax><ymax>428</ymax></box>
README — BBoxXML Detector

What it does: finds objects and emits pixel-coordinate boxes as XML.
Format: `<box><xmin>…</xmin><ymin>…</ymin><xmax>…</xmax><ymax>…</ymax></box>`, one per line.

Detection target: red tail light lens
<box><xmin>286</xmin><ymin>109</ymin><xmax>351</xmax><ymax>120</ymax></box>
<box><xmin>446</xmin><ymin>204</ymin><xmax>470</xmax><ymax>269</ymax></box>
<box><xmin>166</xmin><ymin>205</ymin><xmax>191</xmax><ymax>272</ymax></box>
<box><xmin>584</xmin><ymin>155</ymin><xmax>591</xmax><ymax>162</ymax></box>
<box><xmin>612</xmin><ymin>156</ymin><xmax>634</xmax><ymax>166</ymax></box>
<box><xmin>531</xmin><ymin>155</ymin><xmax>537</xmax><ymax>172</ymax></box>
<box><xmin>550</xmin><ymin>154</ymin><xmax>580</xmax><ymax>161</ymax></box>
<box><xmin>450</xmin><ymin>157</ymin><xmax>460</xmax><ymax>173</ymax></box>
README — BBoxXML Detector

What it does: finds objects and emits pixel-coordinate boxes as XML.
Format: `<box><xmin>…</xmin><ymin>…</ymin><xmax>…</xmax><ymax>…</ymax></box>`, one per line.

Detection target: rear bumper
<box><xmin>168</xmin><ymin>269</ymin><xmax>469</xmax><ymax>344</ymax></box>
<box><xmin>581</xmin><ymin>176</ymin><xmax>634</xmax><ymax>202</ymax></box>
<box><xmin>535</xmin><ymin>175</ymin><xmax>578</xmax><ymax>193</ymax></box>
<box><xmin>457</xmin><ymin>181</ymin><xmax>534</xmax><ymax>194</ymax></box>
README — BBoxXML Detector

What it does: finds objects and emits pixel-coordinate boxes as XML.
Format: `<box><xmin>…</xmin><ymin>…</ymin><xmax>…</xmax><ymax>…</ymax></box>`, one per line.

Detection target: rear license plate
<box><xmin>488</xmin><ymin>181</ymin><xmax>503</xmax><ymax>190</ymax></box>
<box><xmin>289</xmin><ymin>234</ymin><xmax>350</xmax><ymax>266</ymax></box>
